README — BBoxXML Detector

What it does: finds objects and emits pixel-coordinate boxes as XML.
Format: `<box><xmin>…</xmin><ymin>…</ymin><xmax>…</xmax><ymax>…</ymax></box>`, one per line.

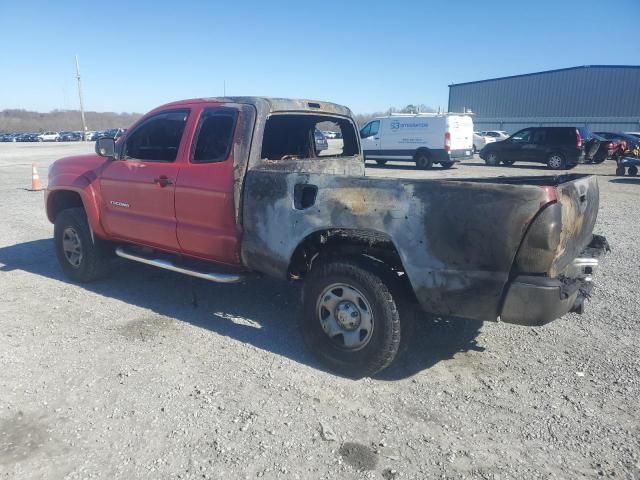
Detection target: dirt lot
<box><xmin>1</xmin><ymin>142</ymin><xmax>638</xmax><ymax>479</ymax></box>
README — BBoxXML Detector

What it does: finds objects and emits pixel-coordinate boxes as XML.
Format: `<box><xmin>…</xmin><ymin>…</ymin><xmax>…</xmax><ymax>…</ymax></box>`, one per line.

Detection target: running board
<box><xmin>115</xmin><ymin>247</ymin><xmax>244</xmax><ymax>284</ymax></box>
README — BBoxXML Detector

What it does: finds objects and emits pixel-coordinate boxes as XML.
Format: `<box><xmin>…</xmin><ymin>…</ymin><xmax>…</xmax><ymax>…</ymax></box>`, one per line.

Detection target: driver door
<box><xmin>99</xmin><ymin>109</ymin><xmax>190</xmax><ymax>251</ymax></box>
<box><xmin>503</xmin><ymin>128</ymin><xmax>535</xmax><ymax>162</ymax></box>
<box><xmin>360</xmin><ymin>120</ymin><xmax>380</xmax><ymax>158</ymax></box>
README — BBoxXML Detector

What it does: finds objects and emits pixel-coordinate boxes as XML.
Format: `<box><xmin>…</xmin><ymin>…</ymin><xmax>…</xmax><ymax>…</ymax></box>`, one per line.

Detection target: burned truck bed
<box><xmin>241</xmin><ymin>158</ymin><xmax>600</xmax><ymax>323</ymax></box>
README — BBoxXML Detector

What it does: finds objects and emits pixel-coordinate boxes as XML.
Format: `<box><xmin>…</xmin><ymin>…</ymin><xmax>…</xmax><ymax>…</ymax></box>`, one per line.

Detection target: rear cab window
<box><xmin>191</xmin><ymin>108</ymin><xmax>237</xmax><ymax>163</ymax></box>
<box><xmin>260</xmin><ymin>114</ymin><xmax>359</xmax><ymax>160</ymax></box>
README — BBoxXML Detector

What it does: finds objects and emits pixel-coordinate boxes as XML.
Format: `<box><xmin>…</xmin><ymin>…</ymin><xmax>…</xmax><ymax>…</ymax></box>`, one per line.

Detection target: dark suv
<box><xmin>479</xmin><ymin>127</ymin><xmax>583</xmax><ymax>170</ymax></box>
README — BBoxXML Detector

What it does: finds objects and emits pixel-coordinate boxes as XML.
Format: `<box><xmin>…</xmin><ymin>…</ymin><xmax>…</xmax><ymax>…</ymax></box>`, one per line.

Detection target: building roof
<box><xmin>449</xmin><ymin>65</ymin><xmax>640</xmax><ymax>88</ymax></box>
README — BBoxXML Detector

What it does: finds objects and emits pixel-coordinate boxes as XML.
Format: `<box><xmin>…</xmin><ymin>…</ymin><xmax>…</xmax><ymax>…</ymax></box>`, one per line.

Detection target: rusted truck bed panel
<box><xmin>241</xmin><ymin>167</ymin><xmax>553</xmax><ymax>322</ymax></box>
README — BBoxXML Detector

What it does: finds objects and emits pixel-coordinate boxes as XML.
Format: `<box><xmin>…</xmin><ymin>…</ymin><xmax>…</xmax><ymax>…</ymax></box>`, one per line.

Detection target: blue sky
<box><xmin>1</xmin><ymin>0</ymin><xmax>639</xmax><ymax>114</ymax></box>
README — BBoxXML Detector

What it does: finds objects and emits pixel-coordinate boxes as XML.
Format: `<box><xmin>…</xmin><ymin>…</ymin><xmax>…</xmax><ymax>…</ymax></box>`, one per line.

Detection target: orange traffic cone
<box><xmin>30</xmin><ymin>163</ymin><xmax>43</xmax><ymax>191</ymax></box>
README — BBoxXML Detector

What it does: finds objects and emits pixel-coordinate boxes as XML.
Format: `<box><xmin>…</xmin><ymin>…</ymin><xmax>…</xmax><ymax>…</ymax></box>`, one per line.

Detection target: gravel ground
<box><xmin>0</xmin><ymin>142</ymin><xmax>638</xmax><ymax>479</ymax></box>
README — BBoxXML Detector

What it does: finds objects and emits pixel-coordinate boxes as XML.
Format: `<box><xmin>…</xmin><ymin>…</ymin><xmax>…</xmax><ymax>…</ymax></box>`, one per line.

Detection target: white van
<box><xmin>359</xmin><ymin>113</ymin><xmax>474</xmax><ymax>168</ymax></box>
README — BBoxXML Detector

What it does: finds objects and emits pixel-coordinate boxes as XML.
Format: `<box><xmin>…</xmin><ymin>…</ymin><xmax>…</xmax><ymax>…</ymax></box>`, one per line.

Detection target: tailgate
<box><xmin>551</xmin><ymin>175</ymin><xmax>600</xmax><ymax>276</ymax></box>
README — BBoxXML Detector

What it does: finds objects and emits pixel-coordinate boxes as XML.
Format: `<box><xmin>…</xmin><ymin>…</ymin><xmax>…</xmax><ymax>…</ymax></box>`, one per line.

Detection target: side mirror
<box><xmin>95</xmin><ymin>137</ymin><xmax>116</xmax><ymax>158</ymax></box>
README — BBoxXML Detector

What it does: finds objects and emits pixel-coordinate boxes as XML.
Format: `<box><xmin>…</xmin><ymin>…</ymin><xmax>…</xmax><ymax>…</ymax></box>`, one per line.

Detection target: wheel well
<box><xmin>48</xmin><ymin>190</ymin><xmax>84</xmax><ymax>221</ymax></box>
<box><xmin>288</xmin><ymin>229</ymin><xmax>405</xmax><ymax>278</ymax></box>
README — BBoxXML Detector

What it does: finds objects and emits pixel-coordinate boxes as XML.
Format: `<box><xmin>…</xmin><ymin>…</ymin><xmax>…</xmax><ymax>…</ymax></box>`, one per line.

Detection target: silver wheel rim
<box><xmin>487</xmin><ymin>153</ymin><xmax>497</xmax><ymax>164</ymax></box>
<box><xmin>62</xmin><ymin>227</ymin><xmax>83</xmax><ymax>267</ymax></box>
<box><xmin>316</xmin><ymin>283</ymin><xmax>374</xmax><ymax>351</ymax></box>
<box><xmin>549</xmin><ymin>155</ymin><xmax>563</xmax><ymax>169</ymax></box>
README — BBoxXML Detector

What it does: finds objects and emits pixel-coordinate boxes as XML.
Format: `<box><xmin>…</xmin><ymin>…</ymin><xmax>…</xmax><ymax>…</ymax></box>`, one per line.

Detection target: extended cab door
<box><xmin>98</xmin><ymin>109</ymin><xmax>190</xmax><ymax>250</ymax></box>
<box><xmin>173</xmin><ymin>106</ymin><xmax>242</xmax><ymax>265</ymax></box>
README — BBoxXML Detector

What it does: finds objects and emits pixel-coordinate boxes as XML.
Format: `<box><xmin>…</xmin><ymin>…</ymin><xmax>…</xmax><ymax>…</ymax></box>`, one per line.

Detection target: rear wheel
<box><xmin>615</xmin><ymin>166</ymin><xmax>625</xmax><ymax>176</ymax></box>
<box><xmin>440</xmin><ymin>162</ymin><xmax>454</xmax><ymax>169</ymax></box>
<box><xmin>54</xmin><ymin>208</ymin><xmax>112</xmax><ymax>282</ymax></box>
<box><xmin>375</xmin><ymin>160</ymin><xmax>387</xmax><ymax>166</ymax></box>
<box><xmin>502</xmin><ymin>159</ymin><xmax>515</xmax><ymax>166</ymax></box>
<box><xmin>301</xmin><ymin>258</ymin><xmax>406</xmax><ymax>378</ymax></box>
<box><xmin>629</xmin><ymin>166</ymin><xmax>638</xmax><ymax>177</ymax></box>
<box><xmin>485</xmin><ymin>152</ymin><xmax>500</xmax><ymax>166</ymax></box>
<box><xmin>415</xmin><ymin>151</ymin><xmax>432</xmax><ymax>169</ymax></box>
<box><xmin>547</xmin><ymin>153</ymin><xmax>566</xmax><ymax>170</ymax></box>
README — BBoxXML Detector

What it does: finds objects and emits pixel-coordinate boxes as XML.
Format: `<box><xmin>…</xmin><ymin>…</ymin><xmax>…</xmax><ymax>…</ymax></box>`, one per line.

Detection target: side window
<box><xmin>369</xmin><ymin>120</ymin><xmax>380</xmax><ymax>137</ymax></box>
<box><xmin>192</xmin><ymin>109</ymin><xmax>237</xmax><ymax>163</ymax></box>
<box><xmin>512</xmin><ymin>128</ymin><xmax>533</xmax><ymax>143</ymax></box>
<box><xmin>123</xmin><ymin>109</ymin><xmax>189</xmax><ymax>162</ymax></box>
<box><xmin>360</xmin><ymin>123</ymin><xmax>371</xmax><ymax>138</ymax></box>
<box><xmin>533</xmin><ymin>129</ymin><xmax>547</xmax><ymax>144</ymax></box>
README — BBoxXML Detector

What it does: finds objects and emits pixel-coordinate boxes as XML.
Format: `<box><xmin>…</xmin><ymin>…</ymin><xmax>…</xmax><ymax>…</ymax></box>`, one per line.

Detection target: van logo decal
<box><xmin>390</xmin><ymin>120</ymin><xmax>428</xmax><ymax>130</ymax></box>
<box><xmin>110</xmin><ymin>200</ymin><xmax>130</xmax><ymax>208</ymax></box>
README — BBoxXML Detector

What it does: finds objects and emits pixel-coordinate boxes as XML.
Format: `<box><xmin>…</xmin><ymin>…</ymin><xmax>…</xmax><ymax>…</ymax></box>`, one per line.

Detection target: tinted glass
<box><xmin>192</xmin><ymin>109</ymin><xmax>237</xmax><ymax>163</ymax></box>
<box><xmin>360</xmin><ymin>123</ymin><xmax>371</xmax><ymax>138</ymax></box>
<box><xmin>512</xmin><ymin>129</ymin><xmax>533</xmax><ymax>142</ymax></box>
<box><xmin>124</xmin><ymin>110</ymin><xmax>189</xmax><ymax>162</ymax></box>
<box><xmin>369</xmin><ymin>120</ymin><xmax>380</xmax><ymax>136</ymax></box>
<box><xmin>547</xmin><ymin>128</ymin><xmax>572</xmax><ymax>143</ymax></box>
<box><xmin>532</xmin><ymin>129</ymin><xmax>547</xmax><ymax>143</ymax></box>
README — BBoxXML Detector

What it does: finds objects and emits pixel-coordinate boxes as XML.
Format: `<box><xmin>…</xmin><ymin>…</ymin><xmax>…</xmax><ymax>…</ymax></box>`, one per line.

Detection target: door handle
<box><xmin>154</xmin><ymin>176</ymin><xmax>174</xmax><ymax>187</ymax></box>
<box><xmin>374</xmin><ymin>137</ymin><xmax>380</xmax><ymax>140</ymax></box>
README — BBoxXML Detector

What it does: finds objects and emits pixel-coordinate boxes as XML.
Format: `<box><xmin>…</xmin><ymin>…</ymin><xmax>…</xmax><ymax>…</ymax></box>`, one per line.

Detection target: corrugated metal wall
<box><xmin>448</xmin><ymin>66</ymin><xmax>640</xmax><ymax>133</ymax></box>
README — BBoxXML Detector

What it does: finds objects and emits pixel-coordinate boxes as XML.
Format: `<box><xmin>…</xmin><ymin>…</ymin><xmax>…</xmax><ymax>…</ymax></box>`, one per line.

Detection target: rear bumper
<box><xmin>431</xmin><ymin>148</ymin><xmax>473</xmax><ymax>163</ymax></box>
<box><xmin>500</xmin><ymin>234</ymin><xmax>609</xmax><ymax>326</ymax></box>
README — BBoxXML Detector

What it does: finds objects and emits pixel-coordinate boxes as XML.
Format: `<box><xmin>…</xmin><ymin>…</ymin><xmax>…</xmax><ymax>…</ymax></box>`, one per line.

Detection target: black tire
<box><xmin>473</xmin><ymin>145</ymin><xmax>477</xmax><ymax>154</ymax></box>
<box><xmin>502</xmin><ymin>159</ymin><xmax>515</xmax><ymax>166</ymax></box>
<box><xmin>615</xmin><ymin>166</ymin><xmax>625</xmax><ymax>176</ymax></box>
<box><xmin>485</xmin><ymin>152</ymin><xmax>500</xmax><ymax>166</ymax></box>
<box><xmin>415</xmin><ymin>151</ymin><xmax>432</xmax><ymax>169</ymax></box>
<box><xmin>629</xmin><ymin>166</ymin><xmax>638</xmax><ymax>177</ymax></box>
<box><xmin>375</xmin><ymin>160</ymin><xmax>387</xmax><ymax>166</ymax></box>
<box><xmin>54</xmin><ymin>208</ymin><xmax>112</xmax><ymax>282</ymax></box>
<box><xmin>301</xmin><ymin>258</ymin><xmax>406</xmax><ymax>378</ymax></box>
<box><xmin>547</xmin><ymin>152</ymin><xmax>566</xmax><ymax>170</ymax></box>
<box><xmin>440</xmin><ymin>162</ymin><xmax>454</xmax><ymax>169</ymax></box>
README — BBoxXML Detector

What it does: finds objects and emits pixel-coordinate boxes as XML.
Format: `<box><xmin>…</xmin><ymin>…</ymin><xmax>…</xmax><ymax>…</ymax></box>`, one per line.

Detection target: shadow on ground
<box><xmin>609</xmin><ymin>177</ymin><xmax>640</xmax><ymax>184</ymax></box>
<box><xmin>0</xmin><ymin>239</ymin><xmax>482</xmax><ymax>380</ymax></box>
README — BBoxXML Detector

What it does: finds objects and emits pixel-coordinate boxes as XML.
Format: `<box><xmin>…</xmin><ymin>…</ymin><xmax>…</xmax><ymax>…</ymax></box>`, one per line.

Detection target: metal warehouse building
<box><xmin>448</xmin><ymin>65</ymin><xmax>640</xmax><ymax>134</ymax></box>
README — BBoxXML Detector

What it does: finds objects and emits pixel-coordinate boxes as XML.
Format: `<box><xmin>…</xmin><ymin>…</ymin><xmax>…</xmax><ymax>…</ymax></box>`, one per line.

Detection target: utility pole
<box><xmin>75</xmin><ymin>55</ymin><xmax>88</xmax><ymax>138</ymax></box>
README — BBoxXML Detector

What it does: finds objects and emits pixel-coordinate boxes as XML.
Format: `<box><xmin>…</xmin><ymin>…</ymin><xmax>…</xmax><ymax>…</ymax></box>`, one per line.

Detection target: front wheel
<box><xmin>301</xmin><ymin>258</ymin><xmax>405</xmax><ymax>378</ymax></box>
<box><xmin>485</xmin><ymin>152</ymin><xmax>500</xmax><ymax>166</ymax></box>
<box><xmin>54</xmin><ymin>208</ymin><xmax>112</xmax><ymax>282</ymax></box>
<box><xmin>375</xmin><ymin>160</ymin><xmax>387</xmax><ymax>166</ymax></box>
<box><xmin>629</xmin><ymin>166</ymin><xmax>638</xmax><ymax>177</ymax></box>
<box><xmin>440</xmin><ymin>162</ymin><xmax>454</xmax><ymax>169</ymax></box>
<box><xmin>502</xmin><ymin>159</ymin><xmax>515</xmax><ymax>166</ymax></box>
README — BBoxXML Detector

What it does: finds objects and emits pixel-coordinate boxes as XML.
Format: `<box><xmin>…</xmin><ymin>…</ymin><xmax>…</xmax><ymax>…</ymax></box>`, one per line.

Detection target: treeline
<box><xmin>0</xmin><ymin>109</ymin><xmax>143</xmax><ymax>133</ymax></box>
<box><xmin>0</xmin><ymin>103</ymin><xmax>436</xmax><ymax>133</ymax></box>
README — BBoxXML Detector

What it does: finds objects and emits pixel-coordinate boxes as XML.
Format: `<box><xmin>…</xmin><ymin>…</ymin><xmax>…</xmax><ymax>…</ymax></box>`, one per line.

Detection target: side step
<box><xmin>115</xmin><ymin>247</ymin><xmax>244</xmax><ymax>284</ymax></box>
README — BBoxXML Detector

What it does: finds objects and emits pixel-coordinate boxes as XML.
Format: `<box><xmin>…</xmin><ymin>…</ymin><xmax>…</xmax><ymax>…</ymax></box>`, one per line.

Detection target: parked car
<box><xmin>314</xmin><ymin>129</ymin><xmax>328</xmax><ymax>153</ymax></box>
<box><xmin>360</xmin><ymin>113</ymin><xmax>473</xmax><ymax>168</ymax></box>
<box><xmin>624</xmin><ymin>131</ymin><xmax>640</xmax><ymax>139</ymax></box>
<box><xmin>59</xmin><ymin>131</ymin><xmax>83</xmax><ymax>141</ymax></box>
<box><xmin>583</xmin><ymin>133</ymin><xmax>623</xmax><ymax>162</ymax></box>
<box><xmin>322</xmin><ymin>130</ymin><xmax>338</xmax><ymax>139</ymax></box>
<box><xmin>2</xmin><ymin>133</ymin><xmax>21</xmax><ymax>142</ymax></box>
<box><xmin>480</xmin><ymin>127</ymin><xmax>583</xmax><ymax>170</ymax></box>
<box><xmin>594</xmin><ymin>132</ymin><xmax>640</xmax><ymax>150</ymax></box>
<box><xmin>473</xmin><ymin>131</ymin><xmax>496</xmax><ymax>153</ymax></box>
<box><xmin>18</xmin><ymin>133</ymin><xmax>41</xmax><ymax>142</ymax></box>
<box><xmin>38</xmin><ymin>131</ymin><xmax>60</xmax><ymax>142</ymax></box>
<box><xmin>481</xmin><ymin>130</ymin><xmax>510</xmax><ymax>141</ymax></box>
<box><xmin>45</xmin><ymin>97</ymin><xmax>608</xmax><ymax>377</ymax></box>
<box><xmin>94</xmin><ymin>128</ymin><xmax>124</xmax><ymax>140</ymax></box>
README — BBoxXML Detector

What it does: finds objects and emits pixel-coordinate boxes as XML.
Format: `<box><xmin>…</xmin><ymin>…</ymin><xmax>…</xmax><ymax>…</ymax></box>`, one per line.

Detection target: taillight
<box><xmin>575</xmin><ymin>129</ymin><xmax>582</xmax><ymax>149</ymax></box>
<box><xmin>444</xmin><ymin>132</ymin><xmax>451</xmax><ymax>152</ymax></box>
<box><xmin>608</xmin><ymin>142</ymin><xmax>615</xmax><ymax>150</ymax></box>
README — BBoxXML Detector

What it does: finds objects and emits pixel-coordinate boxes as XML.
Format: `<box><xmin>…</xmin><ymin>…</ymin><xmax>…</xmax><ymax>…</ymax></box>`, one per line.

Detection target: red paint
<box><xmin>46</xmin><ymin>100</ymin><xmax>242</xmax><ymax>265</ymax></box>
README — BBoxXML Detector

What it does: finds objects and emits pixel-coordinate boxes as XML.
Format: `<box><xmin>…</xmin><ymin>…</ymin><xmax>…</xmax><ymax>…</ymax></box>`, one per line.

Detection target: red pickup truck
<box><xmin>46</xmin><ymin>97</ymin><xmax>608</xmax><ymax>377</ymax></box>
